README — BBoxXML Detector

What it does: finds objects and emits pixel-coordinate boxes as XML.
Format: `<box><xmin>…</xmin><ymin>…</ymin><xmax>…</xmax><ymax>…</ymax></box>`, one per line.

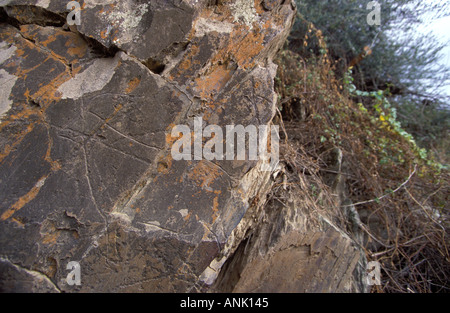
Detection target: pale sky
<box><xmin>418</xmin><ymin>13</ymin><xmax>450</xmax><ymax>98</ymax></box>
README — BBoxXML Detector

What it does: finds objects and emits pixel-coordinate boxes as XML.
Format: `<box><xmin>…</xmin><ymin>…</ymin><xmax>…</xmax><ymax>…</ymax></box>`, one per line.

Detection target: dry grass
<box><xmin>272</xmin><ymin>21</ymin><xmax>450</xmax><ymax>292</ymax></box>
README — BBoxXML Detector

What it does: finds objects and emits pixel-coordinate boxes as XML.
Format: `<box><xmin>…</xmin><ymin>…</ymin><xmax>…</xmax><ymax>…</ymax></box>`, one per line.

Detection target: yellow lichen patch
<box><xmin>98</xmin><ymin>3</ymin><xmax>116</xmax><ymax>16</ymax></box>
<box><xmin>1</xmin><ymin>111</ymin><xmax>60</xmax><ymax>177</ymax></box>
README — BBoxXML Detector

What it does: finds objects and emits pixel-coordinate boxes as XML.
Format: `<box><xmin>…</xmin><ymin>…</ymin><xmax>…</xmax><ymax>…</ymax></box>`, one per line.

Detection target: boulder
<box><xmin>0</xmin><ymin>0</ymin><xmax>367</xmax><ymax>293</ymax></box>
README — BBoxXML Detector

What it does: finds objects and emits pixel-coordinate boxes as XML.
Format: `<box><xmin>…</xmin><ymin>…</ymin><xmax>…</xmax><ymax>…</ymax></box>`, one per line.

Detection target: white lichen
<box><xmin>195</xmin><ymin>17</ymin><xmax>234</xmax><ymax>37</ymax></box>
<box><xmin>99</xmin><ymin>2</ymin><xmax>149</xmax><ymax>44</ymax></box>
<box><xmin>57</xmin><ymin>54</ymin><xmax>120</xmax><ymax>100</ymax></box>
<box><xmin>0</xmin><ymin>41</ymin><xmax>16</xmax><ymax>66</ymax></box>
<box><xmin>178</xmin><ymin>209</ymin><xmax>189</xmax><ymax>218</ymax></box>
<box><xmin>35</xmin><ymin>0</ymin><xmax>51</xmax><ymax>8</ymax></box>
<box><xmin>0</xmin><ymin>69</ymin><xmax>17</xmax><ymax>119</ymax></box>
<box><xmin>229</xmin><ymin>0</ymin><xmax>257</xmax><ymax>28</ymax></box>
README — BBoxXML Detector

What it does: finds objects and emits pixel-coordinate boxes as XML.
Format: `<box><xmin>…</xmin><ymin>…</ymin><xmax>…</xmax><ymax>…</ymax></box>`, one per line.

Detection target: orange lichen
<box><xmin>186</xmin><ymin>161</ymin><xmax>223</xmax><ymax>191</ymax></box>
<box><xmin>165</xmin><ymin>123</ymin><xmax>178</xmax><ymax>147</ymax></box>
<box><xmin>254</xmin><ymin>0</ymin><xmax>265</xmax><ymax>14</ymax></box>
<box><xmin>65</xmin><ymin>40</ymin><xmax>89</xmax><ymax>61</ymax></box>
<box><xmin>19</xmin><ymin>25</ymin><xmax>89</xmax><ymax>66</ymax></box>
<box><xmin>94</xmin><ymin>103</ymin><xmax>123</xmax><ymax>136</ymax></box>
<box><xmin>11</xmin><ymin>218</ymin><xmax>25</xmax><ymax>228</ymax></box>
<box><xmin>1</xmin><ymin>28</ymin><xmax>73</xmax><ymax>110</ymax></box>
<box><xmin>100</xmin><ymin>29</ymin><xmax>108</xmax><ymax>39</ymax></box>
<box><xmin>1</xmin><ymin>174</ymin><xmax>49</xmax><ymax>221</ymax></box>
<box><xmin>44</xmin><ymin>130</ymin><xmax>62</xmax><ymax>172</ymax></box>
<box><xmin>42</xmin><ymin>233</ymin><xmax>60</xmax><ymax>245</ymax></box>
<box><xmin>228</xmin><ymin>26</ymin><xmax>266</xmax><ymax>69</ymax></box>
<box><xmin>125</xmin><ymin>77</ymin><xmax>141</xmax><ymax>94</ymax></box>
<box><xmin>31</xmin><ymin>71</ymin><xmax>71</xmax><ymax>107</ymax></box>
<box><xmin>168</xmin><ymin>5</ymin><xmax>275</xmax><ymax>98</ymax></box>
<box><xmin>211</xmin><ymin>195</ymin><xmax>220</xmax><ymax>224</ymax></box>
<box><xmin>0</xmin><ymin>109</ymin><xmax>40</xmax><ymax>163</ymax></box>
<box><xmin>41</xmin><ymin>223</ymin><xmax>79</xmax><ymax>246</ymax></box>
<box><xmin>157</xmin><ymin>153</ymin><xmax>173</xmax><ymax>174</ymax></box>
<box><xmin>194</xmin><ymin>64</ymin><xmax>233</xmax><ymax>100</ymax></box>
<box><xmin>167</xmin><ymin>44</ymin><xmax>200</xmax><ymax>82</ymax></box>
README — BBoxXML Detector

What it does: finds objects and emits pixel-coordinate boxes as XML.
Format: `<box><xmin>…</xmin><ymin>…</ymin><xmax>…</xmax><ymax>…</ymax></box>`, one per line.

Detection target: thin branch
<box><xmin>342</xmin><ymin>164</ymin><xmax>417</xmax><ymax>208</ymax></box>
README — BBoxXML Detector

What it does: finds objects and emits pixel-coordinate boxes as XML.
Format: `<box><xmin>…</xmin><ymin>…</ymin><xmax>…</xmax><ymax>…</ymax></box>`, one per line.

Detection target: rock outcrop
<box><xmin>0</xmin><ymin>0</ymin><xmax>367</xmax><ymax>292</ymax></box>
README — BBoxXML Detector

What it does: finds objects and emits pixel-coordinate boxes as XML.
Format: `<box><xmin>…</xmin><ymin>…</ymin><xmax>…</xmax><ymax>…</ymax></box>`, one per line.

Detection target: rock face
<box><xmin>0</xmin><ymin>0</ymin><xmax>367</xmax><ymax>293</ymax></box>
<box><xmin>211</xmin><ymin>169</ymin><xmax>368</xmax><ymax>293</ymax></box>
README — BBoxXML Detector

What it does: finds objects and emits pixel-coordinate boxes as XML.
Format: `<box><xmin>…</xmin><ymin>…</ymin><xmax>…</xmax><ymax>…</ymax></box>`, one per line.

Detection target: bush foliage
<box><xmin>275</xmin><ymin>12</ymin><xmax>449</xmax><ymax>292</ymax></box>
<box><xmin>289</xmin><ymin>0</ymin><xmax>450</xmax><ymax>156</ymax></box>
